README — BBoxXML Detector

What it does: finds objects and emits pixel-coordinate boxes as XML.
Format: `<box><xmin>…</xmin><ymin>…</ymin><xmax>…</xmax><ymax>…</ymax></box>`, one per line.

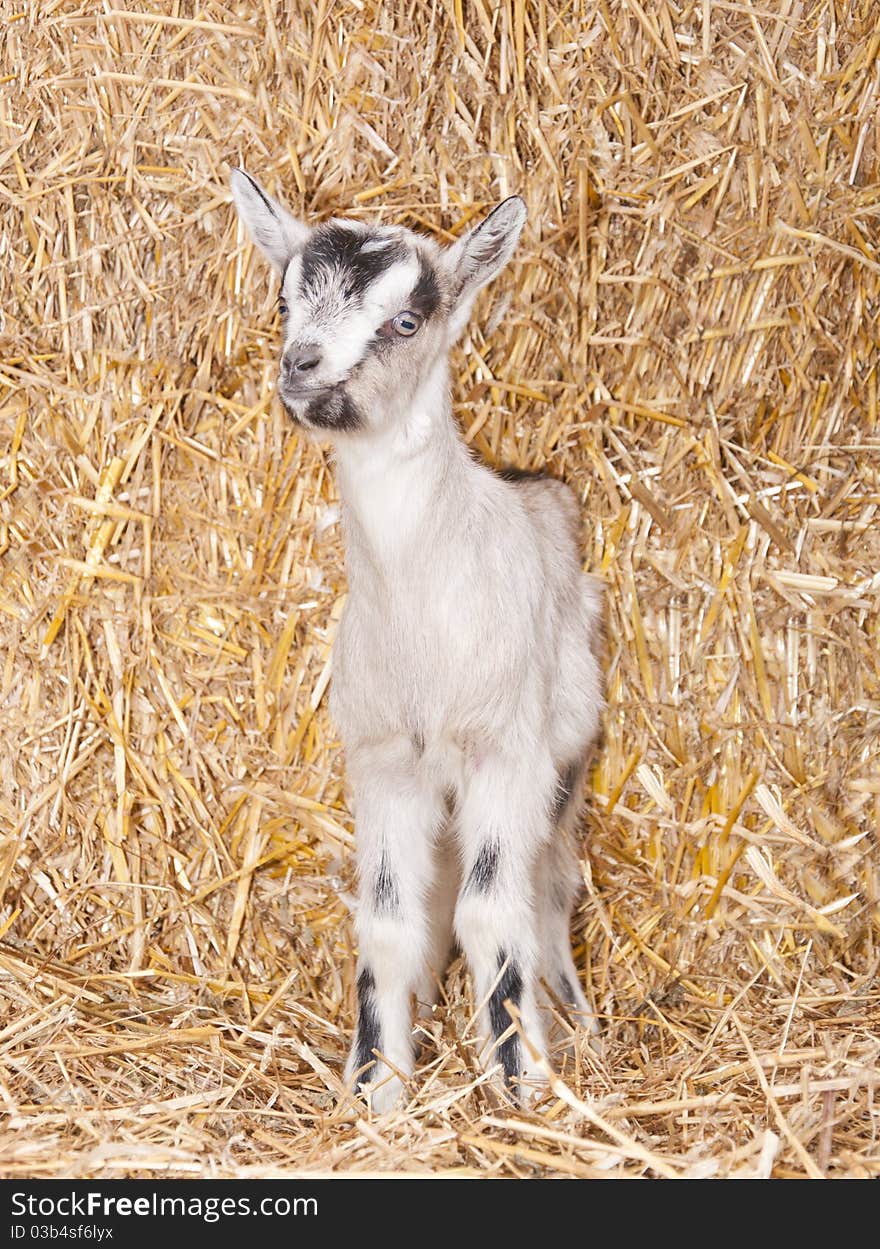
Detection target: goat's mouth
<box><xmin>281</xmin><ymin>381</ymin><xmax>364</xmax><ymax>434</ymax></box>
<box><xmin>278</xmin><ymin>379</ymin><xmax>340</xmax><ymax>405</ymax></box>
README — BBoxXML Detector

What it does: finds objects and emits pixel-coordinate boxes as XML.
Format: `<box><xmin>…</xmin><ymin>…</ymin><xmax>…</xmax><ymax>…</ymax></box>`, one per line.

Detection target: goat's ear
<box><xmin>445</xmin><ymin>196</ymin><xmax>527</xmax><ymax>340</ymax></box>
<box><xmin>230</xmin><ymin>168</ymin><xmax>309</xmax><ymax>273</ymax></box>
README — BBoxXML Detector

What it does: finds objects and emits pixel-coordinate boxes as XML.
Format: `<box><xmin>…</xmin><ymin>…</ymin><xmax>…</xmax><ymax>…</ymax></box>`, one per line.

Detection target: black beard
<box><xmin>283</xmin><ymin>387</ymin><xmax>364</xmax><ymax>433</ymax></box>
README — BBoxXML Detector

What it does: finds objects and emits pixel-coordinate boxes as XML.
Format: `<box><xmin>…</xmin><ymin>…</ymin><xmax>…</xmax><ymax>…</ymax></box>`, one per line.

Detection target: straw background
<box><xmin>1</xmin><ymin>0</ymin><xmax>878</xmax><ymax>1178</ymax></box>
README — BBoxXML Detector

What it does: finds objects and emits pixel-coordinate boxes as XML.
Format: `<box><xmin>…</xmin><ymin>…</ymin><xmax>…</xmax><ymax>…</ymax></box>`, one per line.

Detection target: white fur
<box><xmin>232</xmin><ymin>171</ymin><xmax>604</xmax><ymax>1112</ymax></box>
<box><xmin>230</xmin><ymin>168</ymin><xmax>308</xmax><ymax>271</ymax></box>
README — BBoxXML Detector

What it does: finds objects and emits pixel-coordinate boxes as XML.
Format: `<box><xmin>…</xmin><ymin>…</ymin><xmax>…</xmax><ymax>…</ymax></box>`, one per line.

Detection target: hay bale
<box><xmin>0</xmin><ymin>1</ymin><xmax>877</xmax><ymax>1177</ymax></box>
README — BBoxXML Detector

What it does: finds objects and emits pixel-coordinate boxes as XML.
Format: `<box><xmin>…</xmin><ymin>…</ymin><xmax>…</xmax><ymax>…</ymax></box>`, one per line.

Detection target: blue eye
<box><xmin>278</xmin><ymin>298</ymin><xmax>288</xmax><ymax>317</ymax></box>
<box><xmin>392</xmin><ymin>311</ymin><xmax>421</xmax><ymax>336</ymax></box>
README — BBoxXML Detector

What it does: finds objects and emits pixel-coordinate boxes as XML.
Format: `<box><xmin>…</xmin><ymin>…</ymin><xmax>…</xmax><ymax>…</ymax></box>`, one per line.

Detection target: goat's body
<box><xmin>231</xmin><ymin>172</ymin><xmax>604</xmax><ymax>1109</ymax></box>
<box><xmin>333</xmin><ymin>426</ymin><xmax>601</xmax><ymax>775</ymax></box>
<box><xmin>331</xmin><ymin>386</ymin><xmax>602</xmax><ymax>1107</ymax></box>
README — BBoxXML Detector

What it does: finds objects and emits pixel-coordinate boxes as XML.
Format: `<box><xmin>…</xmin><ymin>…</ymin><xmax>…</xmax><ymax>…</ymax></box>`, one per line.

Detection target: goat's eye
<box><xmin>392</xmin><ymin>311</ymin><xmax>421</xmax><ymax>336</ymax></box>
<box><xmin>278</xmin><ymin>297</ymin><xmax>288</xmax><ymax>317</ymax></box>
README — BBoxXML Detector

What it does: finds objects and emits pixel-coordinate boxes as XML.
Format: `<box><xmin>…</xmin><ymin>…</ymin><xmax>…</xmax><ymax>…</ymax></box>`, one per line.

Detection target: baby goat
<box><xmin>232</xmin><ymin>170</ymin><xmax>604</xmax><ymax>1111</ymax></box>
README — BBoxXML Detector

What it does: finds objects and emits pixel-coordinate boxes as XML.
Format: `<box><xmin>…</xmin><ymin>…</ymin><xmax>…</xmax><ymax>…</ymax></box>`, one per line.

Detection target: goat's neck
<box><xmin>333</xmin><ymin>365</ymin><xmax>469</xmax><ymax>570</ymax></box>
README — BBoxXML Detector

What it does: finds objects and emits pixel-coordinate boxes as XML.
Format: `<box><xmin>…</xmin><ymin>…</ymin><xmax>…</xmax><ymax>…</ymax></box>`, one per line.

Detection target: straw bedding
<box><xmin>1</xmin><ymin>1</ymin><xmax>878</xmax><ymax>1178</ymax></box>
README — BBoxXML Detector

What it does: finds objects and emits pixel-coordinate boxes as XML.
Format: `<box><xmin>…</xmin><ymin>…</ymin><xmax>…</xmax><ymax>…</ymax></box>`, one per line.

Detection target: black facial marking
<box><xmin>299</xmin><ymin>224</ymin><xmax>407</xmax><ymax>303</ymax></box>
<box><xmin>407</xmin><ymin>256</ymin><xmax>441</xmax><ymax>319</ymax></box>
<box><xmin>366</xmin><ymin>332</ymin><xmax>390</xmax><ymax>358</ymax></box>
<box><xmin>489</xmin><ymin>952</ymin><xmax>523</xmax><ymax>1084</ymax></box>
<box><xmin>301</xmin><ymin>388</ymin><xmax>364</xmax><ymax>432</ymax></box>
<box><xmin>362</xmin><ymin>257</ymin><xmax>441</xmax><ymax>360</ymax></box>
<box><xmin>355</xmin><ymin>968</ymin><xmax>381</xmax><ymax>1080</ymax></box>
<box><xmin>552</xmin><ymin>759</ymin><xmax>580</xmax><ymax>824</ymax></box>
<box><xmin>466</xmin><ymin>840</ymin><xmax>499</xmax><ymax>894</ymax></box>
<box><xmin>374</xmin><ymin>856</ymin><xmax>399</xmax><ymax>914</ymax></box>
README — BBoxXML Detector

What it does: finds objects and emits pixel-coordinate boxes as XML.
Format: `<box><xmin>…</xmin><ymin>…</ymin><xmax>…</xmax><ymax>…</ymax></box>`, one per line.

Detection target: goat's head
<box><xmin>231</xmin><ymin>169</ymin><xmax>526</xmax><ymax>436</ymax></box>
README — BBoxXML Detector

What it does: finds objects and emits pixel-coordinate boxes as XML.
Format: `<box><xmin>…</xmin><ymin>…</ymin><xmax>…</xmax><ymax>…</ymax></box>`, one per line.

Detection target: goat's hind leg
<box><xmin>415</xmin><ymin>825</ymin><xmax>459</xmax><ymax>1019</ymax></box>
<box><xmin>345</xmin><ymin>737</ymin><xmax>442</xmax><ymax>1112</ymax></box>
<box><xmin>537</xmin><ymin>759</ymin><xmax>600</xmax><ymax>1036</ymax></box>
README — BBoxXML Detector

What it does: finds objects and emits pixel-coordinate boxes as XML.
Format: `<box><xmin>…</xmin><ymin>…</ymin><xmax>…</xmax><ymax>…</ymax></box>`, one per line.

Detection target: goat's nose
<box><xmin>283</xmin><ymin>344</ymin><xmax>322</xmax><ymax>378</ymax></box>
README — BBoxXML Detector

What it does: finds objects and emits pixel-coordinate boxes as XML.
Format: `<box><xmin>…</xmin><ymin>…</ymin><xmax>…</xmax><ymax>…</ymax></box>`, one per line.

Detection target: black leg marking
<box><xmin>551</xmin><ymin>760</ymin><xmax>580</xmax><ymax>824</ymax></box>
<box><xmin>488</xmin><ymin>952</ymin><xmax>523</xmax><ymax>1084</ymax></box>
<box><xmin>466</xmin><ymin>840</ymin><xmax>499</xmax><ymax>893</ymax></box>
<box><xmin>355</xmin><ymin>969</ymin><xmax>381</xmax><ymax>1081</ymax></box>
<box><xmin>558</xmin><ymin>975</ymin><xmax>577</xmax><ymax>1004</ymax></box>
<box><xmin>374</xmin><ymin>856</ymin><xmax>399</xmax><ymax>914</ymax></box>
<box><xmin>496</xmin><ymin>466</ymin><xmax>552</xmax><ymax>484</ymax></box>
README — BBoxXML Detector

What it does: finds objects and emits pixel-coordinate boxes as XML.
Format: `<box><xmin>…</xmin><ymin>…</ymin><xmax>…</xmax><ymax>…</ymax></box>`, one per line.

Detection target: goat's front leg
<box><xmin>454</xmin><ymin>748</ymin><xmax>555</xmax><ymax>1101</ymax></box>
<box><xmin>345</xmin><ymin>736</ymin><xmax>441</xmax><ymax>1113</ymax></box>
